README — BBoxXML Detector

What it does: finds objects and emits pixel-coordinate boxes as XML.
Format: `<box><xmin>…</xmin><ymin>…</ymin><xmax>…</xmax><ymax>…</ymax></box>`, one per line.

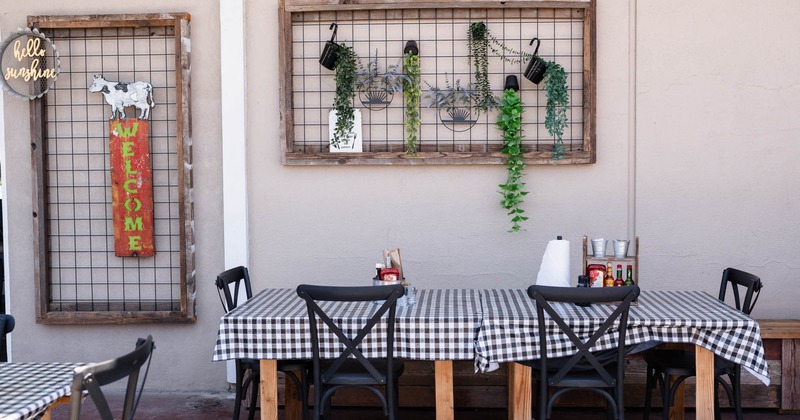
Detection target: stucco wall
<box><xmin>1</xmin><ymin>0</ymin><xmax>797</xmax><ymax>391</ymax></box>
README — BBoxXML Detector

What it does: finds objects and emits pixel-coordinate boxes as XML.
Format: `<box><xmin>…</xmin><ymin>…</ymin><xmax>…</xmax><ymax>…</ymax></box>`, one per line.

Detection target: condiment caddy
<box><xmin>581</xmin><ymin>235</ymin><xmax>639</xmax><ymax>290</ymax></box>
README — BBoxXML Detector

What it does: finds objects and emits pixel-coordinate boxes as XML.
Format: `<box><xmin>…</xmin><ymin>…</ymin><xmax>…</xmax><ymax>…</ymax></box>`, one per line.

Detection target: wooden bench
<box><xmin>759</xmin><ymin>319</ymin><xmax>800</xmax><ymax>413</ymax></box>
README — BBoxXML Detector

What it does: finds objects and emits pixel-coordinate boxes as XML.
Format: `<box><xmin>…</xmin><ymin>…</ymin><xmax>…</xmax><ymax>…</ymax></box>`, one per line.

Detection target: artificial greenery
<box><xmin>355</xmin><ymin>50</ymin><xmax>407</xmax><ymax>106</ymax></box>
<box><xmin>331</xmin><ymin>43</ymin><xmax>358</xmax><ymax>148</ymax></box>
<box><xmin>423</xmin><ymin>75</ymin><xmax>478</xmax><ymax>121</ymax></box>
<box><xmin>467</xmin><ymin>22</ymin><xmax>497</xmax><ymax>112</ymax></box>
<box><xmin>543</xmin><ymin>61</ymin><xmax>570</xmax><ymax>160</ymax></box>
<box><xmin>402</xmin><ymin>51</ymin><xmax>421</xmax><ymax>155</ymax></box>
<box><xmin>497</xmin><ymin>88</ymin><xmax>528</xmax><ymax>232</ymax></box>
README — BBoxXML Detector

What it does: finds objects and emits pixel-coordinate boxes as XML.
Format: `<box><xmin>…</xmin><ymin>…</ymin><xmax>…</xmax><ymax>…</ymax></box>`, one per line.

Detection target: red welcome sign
<box><xmin>109</xmin><ymin>119</ymin><xmax>155</xmax><ymax>257</ymax></box>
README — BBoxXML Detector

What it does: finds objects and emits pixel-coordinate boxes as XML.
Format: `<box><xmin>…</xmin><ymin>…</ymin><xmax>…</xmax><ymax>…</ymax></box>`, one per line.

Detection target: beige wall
<box><xmin>1</xmin><ymin>0</ymin><xmax>797</xmax><ymax>391</ymax></box>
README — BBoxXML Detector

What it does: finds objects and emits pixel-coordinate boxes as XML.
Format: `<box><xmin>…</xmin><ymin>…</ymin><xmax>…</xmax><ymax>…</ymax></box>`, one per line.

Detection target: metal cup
<box><xmin>613</xmin><ymin>239</ymin><xmax>630</xmax><ymax>258</ymax></box>
<box><xmin>591</xmin><ymin>238</ymin><xmax>607</xmax><ymax>257</ymax></box>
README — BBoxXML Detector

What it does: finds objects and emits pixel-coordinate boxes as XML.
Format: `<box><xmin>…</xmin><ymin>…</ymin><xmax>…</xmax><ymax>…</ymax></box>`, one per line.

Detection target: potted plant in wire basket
<box><xmin>423</xmin><ymin>75</ymin><xmax>479</xmax><ymax>132</ymax></box>
<box><xmin>355</xmin><ymin>50</ymin><xmax>408</xmax><ymax>111</ymax></box>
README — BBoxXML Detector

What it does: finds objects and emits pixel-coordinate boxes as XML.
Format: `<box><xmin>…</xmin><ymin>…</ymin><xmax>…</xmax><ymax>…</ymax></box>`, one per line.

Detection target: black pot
<box><xmin>504</xmin><ymin>75</ymin><xmax>519</xmax><ymax>92</ymax></box>
<box><xmin>404</xmin><ymin>40</ymin><xmax>419</xmax><ymax>56</ymax></box>
<box><xmin>319</xmin><ymin>41</ymin><xmax>339</xmax><ymax>70</ymax></box>
<box><xmin>523</xmin><ymin>38</ymin><xmax>547</xmax><ymax>84</ymax></box>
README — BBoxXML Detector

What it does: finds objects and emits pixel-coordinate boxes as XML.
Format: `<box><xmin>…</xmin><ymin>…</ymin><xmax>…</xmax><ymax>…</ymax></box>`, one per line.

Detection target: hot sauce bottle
<box><xmin>625</xmin><ymin>265</ymin><xmax>635</xmax><ymax>286</ymax></box>
<box><xmin>603</xmin><ymin>262</ymin><xmax>615</xmax><ymax>287</ymax></box>
<box><xmin>614</xmin><ymin>264</ymin><xmax>624</xmax><ymax>287</ymax></box>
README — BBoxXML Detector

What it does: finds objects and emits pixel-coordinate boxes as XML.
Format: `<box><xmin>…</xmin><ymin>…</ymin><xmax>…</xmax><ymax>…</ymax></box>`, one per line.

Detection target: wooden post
<box><xmin>260</xmin><ymin>360</ymin><xmax>278</xmax><ymax>420</ymax></box>
<box><xmin>434</xmin><ymin>360</ymin><xmax>454</xmax><ymax>420</ymax></box>
<box><xmin>508</xmin><ymin>363</ymin><xmax>532</xmax><ymax>420</ymax></box>
<box><xmin>783</xmin><ymin>339</ymin><xmax>800</xmax><ymax>412</ymax></box>
<box><xmin>695</xmin><ymin>346</ymin><xmax>715</xmax><ymax>420</ymax></box>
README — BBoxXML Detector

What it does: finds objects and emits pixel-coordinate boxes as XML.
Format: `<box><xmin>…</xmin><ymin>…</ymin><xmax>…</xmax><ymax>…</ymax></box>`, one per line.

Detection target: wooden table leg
<box><xmin>284</xmin><ymin>370</ymin><xmax>303</xmax><ymax>420</ymax></box>
<box><xmin>260</xmin><ymin>360</ymin><xmax>278</xmax><ymax>420</ymax></box>
<box><xmin>695</xmin><ymin>346</ymin><xmax>715</xmax><ymax>420</ymax></box>
<box><xmin>507</xmin><ymin>363</ymin><xmax>532</xmax><ymax>420</ymax></box>
<box><xmin>434</xmin><ymin>360</ymin><xmax>454</xmax><ymax>420</ymax></box>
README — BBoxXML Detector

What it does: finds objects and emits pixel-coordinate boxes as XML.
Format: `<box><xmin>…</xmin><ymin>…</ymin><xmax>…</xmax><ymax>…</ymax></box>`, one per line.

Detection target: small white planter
<box><xmin>328</xmin><ymin>109</ymin><xmax>362</xmax><ymax>152</ymax></box>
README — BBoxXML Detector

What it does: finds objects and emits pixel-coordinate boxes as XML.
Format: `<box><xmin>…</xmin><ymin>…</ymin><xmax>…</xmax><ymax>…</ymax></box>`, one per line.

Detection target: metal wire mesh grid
<box><xmin>290</xmin><ymin>8</ymin><xmax>585</xmax><ymax>155</ymax></box>
<box><xmin>41</xmin><ymin>26</ymin><xmax>180</xmax><ymax>312</ymax></box>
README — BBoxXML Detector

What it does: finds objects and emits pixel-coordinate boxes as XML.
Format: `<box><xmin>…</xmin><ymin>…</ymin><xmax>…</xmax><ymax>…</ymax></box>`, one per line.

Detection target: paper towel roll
<box><xmin>535</xmin><ymin>238</ymin><xmax>571</xmax><ymax>287</ymax></box>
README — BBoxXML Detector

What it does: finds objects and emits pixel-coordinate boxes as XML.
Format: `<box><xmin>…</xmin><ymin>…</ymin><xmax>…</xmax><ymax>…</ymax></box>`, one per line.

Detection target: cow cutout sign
<box><xmin>90</xmin><ymin>74</ymin><xmax>156</xmax><ymax>257</ymax></box>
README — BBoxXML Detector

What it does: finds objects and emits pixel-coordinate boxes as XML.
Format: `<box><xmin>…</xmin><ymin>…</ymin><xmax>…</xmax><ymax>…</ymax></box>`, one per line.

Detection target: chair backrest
<box><xmin>69</xmin><ymin>335</ymin><xmax>156</xmax><ymax>420</ymax></box>
<box><xmin>296</xmin><ymin>284</ymin><xmax>405</xmax><ymax>385</ymax></box>
<box><xmin>0</xmin><ymin>314</ymin><xmax>14</xmax><ymax>362</ymax></box>
<box><xmin>0</xmin><ymin>314</ymin><xmax>14</xmax><ymax>337</ymax></box>
<box><xmin>527</xmin><ymin>285</ymin><xmax>640</xmax><ymax>387</ymax></box>
<box><xmin>718</xmin><ymin>267</ymin><xmax>762</xmax><ymax>315</ymax></box>
<box><xmin>215</xmin><ymin>266</ymin><xmax>253</xmax><ymax>312</ymax></box>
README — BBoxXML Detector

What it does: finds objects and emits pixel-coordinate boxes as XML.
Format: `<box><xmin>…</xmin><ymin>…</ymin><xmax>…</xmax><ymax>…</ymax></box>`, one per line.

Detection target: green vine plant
<box><xmin>467</xmin><ymin>22</ymin><xmax>498</xmax><ymax>112</ymax></box>
<box><xmin>331</xmin><ymin>43</ymin><xmax>358</xmax><ymax>148</ymax></box>
<box><xmin>497</xmin><ymin>88</ymin><xmax>528</xmax><ymax>232</ymax></box>
<box><xmin>403</xmin><ymin>51</ymin><xmax>421</xmax><ymax>155</ymax></box>
<box><xmin>543</xmin><ymin>61</ymin><xmax>570</xmax><ymax>161</ymax></box>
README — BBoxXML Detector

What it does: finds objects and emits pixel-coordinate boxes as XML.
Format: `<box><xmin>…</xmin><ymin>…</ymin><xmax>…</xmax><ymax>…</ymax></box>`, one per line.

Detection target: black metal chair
<box><xmin>0</xmin><ymin>314</ymin><xmax>14</xmax><ymax>362</ymax></box>
<box><xmin>643</xmin><ymin>268</ymin><xmax>763</xmax><ymax>420</ymax></box>
<box><xmin>69</xmin><ymin>335</ymin><xmax>155</xmax><ymax>420</ymax></box>
<box><xmin>215</xmin><ymin>266</ymin><xmax>311</xmax><ymax>420</ymax></box>
<box><xmin>520</xmin><ymin>285</ymin><xmax>640</xmax><ymax>420</ymax></box>
<box><xmin>296</xmin><ymin>284</ymin><xmax>406</xmax><ymax>420</ymax></box>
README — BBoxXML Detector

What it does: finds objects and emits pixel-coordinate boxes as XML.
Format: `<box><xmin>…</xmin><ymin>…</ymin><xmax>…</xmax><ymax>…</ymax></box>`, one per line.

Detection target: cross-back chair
<box><xmin>643</xmin><ymin>267</ymin><xmax>763</xmax><ymax>420</ymax></box>
<box><xmin>215</xmin><ymin>266</ymin><xmax>311</xmax><ymax>420</ymax></box>
<box><xmin>0</xmin><ymin>314</ymin><xmax>14</xmax><ymax>362</ymax></box>
<box><xmin>521</xmin><ymin>285</ymin><xmax>640</xmax><ymax>420</ymax></box>
<box><xmin>295</xmin><ymin>284</ymin><xmax>406</xmax><ymax>420</ymax></box>
<box><xmin>69</xmin><ymin>335</ymin><xmax>155</xmax><ymax>420</ymax></box>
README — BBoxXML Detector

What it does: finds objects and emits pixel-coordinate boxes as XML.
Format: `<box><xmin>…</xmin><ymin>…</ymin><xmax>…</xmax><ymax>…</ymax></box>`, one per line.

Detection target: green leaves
<box><xmin>403</xmin><ymin>52</ymin><xmax>421</xmax><ymax>155</ymax></box>
<box><xmin>468</xmin><ymin>22</ymin><xmax>498</xmax><ymax>112</ymax></box>
<box><xmin>543</xmin><ymin>61</ymin><xmax>570</xmax><ymax>161</ymax></box>
<box><xmin>332</xmin><ymin>44</ymin><xmax>358</xmax><ymax>148</ymax></box>
<box><xmin>496</xmin><ymin>88</ymin><xmax>528</xmax><ymax>232</ymax></box>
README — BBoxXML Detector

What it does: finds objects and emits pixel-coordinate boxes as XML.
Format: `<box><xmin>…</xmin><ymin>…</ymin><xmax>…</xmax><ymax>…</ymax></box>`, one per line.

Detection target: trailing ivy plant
<box><xmin>331</xmin><ymin>43</ymin><xmax>358</xmax><ymax>148</ymax></box>
<box><xmin>497</xmin><ymin>88</ymin><xmax>528</xmax><ymax>232</ymax></box>
<box><xmin>467</xmin><ymin>22</ymin><xmax>497</xmax><ymax>112</ymax></box>
<box><xmin>402</xmin><ymin>51</ymin><xmax>421</xmax><ymax>155</ymax></box>
<box><xmin>543</xmin><ymin>60</ymin><xmax>570</xmax><ymax>161</ymax></box>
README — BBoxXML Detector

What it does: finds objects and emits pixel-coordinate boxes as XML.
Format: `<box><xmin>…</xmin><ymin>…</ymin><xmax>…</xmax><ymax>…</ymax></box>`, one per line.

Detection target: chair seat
<box><xmin>644</xmin><ymin>349</ymin><xmax>736</xmax><ymax>377</ymax></box>
<box><xmin>320</xmin><ymin>358</ymin><xmax>405</xmax><ymax>386</ymax></box>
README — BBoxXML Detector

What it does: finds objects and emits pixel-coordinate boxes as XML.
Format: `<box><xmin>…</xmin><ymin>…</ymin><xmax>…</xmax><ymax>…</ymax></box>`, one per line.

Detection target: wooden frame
<box><xmin>279</xmin><ymin>0</ymin><xmax>596</xmax><ymax>165</ymax></box>
<box><xmin>29</xmin><ymin>13</ymin><xmax>194</xmax><ymax>324</ymax></box>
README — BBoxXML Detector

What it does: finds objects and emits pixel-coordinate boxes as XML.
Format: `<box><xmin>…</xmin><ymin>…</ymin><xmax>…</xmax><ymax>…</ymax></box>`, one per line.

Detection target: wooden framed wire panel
<box><xmin>29</xmin><ymin>13</ymin><xmax>194</xmax><ymax>324</ymax></box>
<box><xmin>279</xmin><ymin>0</ymin><xmax>595</xmax><ymax>165</ymax></box>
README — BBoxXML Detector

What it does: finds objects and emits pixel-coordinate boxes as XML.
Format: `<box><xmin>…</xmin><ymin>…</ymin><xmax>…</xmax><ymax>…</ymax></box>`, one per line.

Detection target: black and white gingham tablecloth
<box><xmin>212</xmin><ymin>288</ymin><xmax>482</xmax><ymax>362</ymax></box>
<box><xmin>475</xmin><ymin>289</ymin><xmax>769</xmax><ymax>385</ymax></box>
<box><xmin>0</xmin><ymin>362</ymin><xmax>81</xmax><ymax>420</ymax></box>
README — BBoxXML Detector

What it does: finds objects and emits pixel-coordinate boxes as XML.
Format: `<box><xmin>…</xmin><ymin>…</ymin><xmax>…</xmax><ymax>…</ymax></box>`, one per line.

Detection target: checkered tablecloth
<box><xmin>0</xmin><ymin>362</ymin><xmax>81</xmax><ymax>420</ymax></box>
<box><xmin>212</xmin><ymin>288</ymin><xmax>482</xmax><ymax>362</ymax></box>
<box><xmin>475</xmin><ymin>289</ymin><xmax>770</xmax><ymax>385</ymax></box>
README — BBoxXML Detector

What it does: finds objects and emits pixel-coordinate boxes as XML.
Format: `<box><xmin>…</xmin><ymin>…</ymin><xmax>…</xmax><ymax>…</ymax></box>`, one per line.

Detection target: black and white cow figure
<box><xmin>88</xmin><ymin>74</ymin><xmax>155</xmax><ymax>120</ymax></box>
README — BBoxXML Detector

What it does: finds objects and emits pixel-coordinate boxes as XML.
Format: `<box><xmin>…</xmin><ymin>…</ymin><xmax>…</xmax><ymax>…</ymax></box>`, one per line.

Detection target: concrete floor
<box><xmin>47</xmin><ymin>390</ymin><xmax>800</xmax><ymax>420</ymax></box>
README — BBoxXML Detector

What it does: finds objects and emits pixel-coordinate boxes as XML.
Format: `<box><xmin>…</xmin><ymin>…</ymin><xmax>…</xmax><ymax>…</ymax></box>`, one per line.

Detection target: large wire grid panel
<box><xmin>40</xmin><ymin>26</ymin><xmax>181</xmax><ymax>313</ymax></box>
<box><xmin>289</xmin><ymin>8</ymin><xmax>585</xmax><ymax>157</ymax></box>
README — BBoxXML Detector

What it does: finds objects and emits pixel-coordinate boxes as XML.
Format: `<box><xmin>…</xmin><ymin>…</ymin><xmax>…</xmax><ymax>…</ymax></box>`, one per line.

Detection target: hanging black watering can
<box><xmin>523</xmin><ymin>38</ymin><xmax>547</xmax><ymax>84</ymax></box>
<box><xmin>319</xmin><ymin>23</ymin><xmax>339</xmax><ymax>70</ymax></box>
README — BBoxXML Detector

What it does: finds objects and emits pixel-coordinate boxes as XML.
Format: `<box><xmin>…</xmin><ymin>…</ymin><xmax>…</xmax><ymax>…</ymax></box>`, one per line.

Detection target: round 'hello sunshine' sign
<box><xmin>0</xmin><ymin>27</ymin><xmax>60</xmax><ymax>100</ymax></box>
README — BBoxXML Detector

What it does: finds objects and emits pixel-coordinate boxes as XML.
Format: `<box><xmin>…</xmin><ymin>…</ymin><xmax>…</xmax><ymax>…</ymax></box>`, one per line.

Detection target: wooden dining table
<box><xmin>212</xmin><ymin>288</ymin><xmax>769</xmax><ymax>420</ymax></box>
<box><xmin>0</xmin><ymin>362</ymin><xmax>82</xmax><ymax>420</ymax></box>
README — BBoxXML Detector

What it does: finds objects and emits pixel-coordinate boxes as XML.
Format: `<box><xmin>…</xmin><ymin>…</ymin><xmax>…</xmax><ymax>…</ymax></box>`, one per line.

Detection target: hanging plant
<box><xmin>497</xmin><ymin>86</ymin><xmax>528</xmax><ymax>232</ymax></box>
<box><xmin>402</xmin><ymin>50</ymin><xmax>421</xmax><ymax>155</ymax></box>
<box><xmin>423</xmin><ymin>75</ymin><xmax>479</xmax><ymax>132</ymax></box>
<box><xmin>467</xmin><ymin>22</ymin><xmax>497</xmax><ymax>112</ymax></box>
<box><xmin>355</xmin><ymin>50</ymin><xmax>407</xmax><ymax>110</ymax></box>
<box><xmin>543</xmin><ymin>61</ymin><xmax>570</xmax><ymax>161</ymax></box>
<box><xmin>331</xmin><ymin>43</ymin><xmax>358</xmax><ymax>148</ymax></box>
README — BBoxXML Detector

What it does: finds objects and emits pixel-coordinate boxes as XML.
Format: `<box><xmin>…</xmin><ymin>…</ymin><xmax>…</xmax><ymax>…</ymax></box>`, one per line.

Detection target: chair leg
<box><xmin>233</xmin><ymin>364</ymin><xmax>245</xmax><ymax>420</ymax></box>
<box><xmin>643</xmin><ymin>364</ymin><xmax>654</xmax><ymax>420</ymax></box>
<box><xmin>733</xmin><ymin>368</ymin><xmax>743</xmax><ymax>420</ymax></box>
<box><xmin>247</xmin><ymin>372</ymin><xmax>258</xmax><ymax>420</ymax></box>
